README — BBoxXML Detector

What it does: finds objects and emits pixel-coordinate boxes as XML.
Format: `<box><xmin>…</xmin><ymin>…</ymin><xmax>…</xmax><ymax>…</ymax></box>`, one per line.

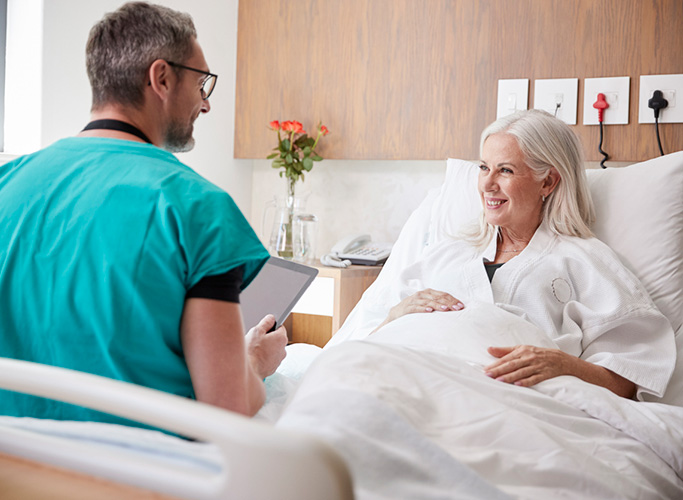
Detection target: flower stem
<box><xmin>311</xmin><ymin>131</ymin><xmax>322</xmax><ymax>150</ymax></box>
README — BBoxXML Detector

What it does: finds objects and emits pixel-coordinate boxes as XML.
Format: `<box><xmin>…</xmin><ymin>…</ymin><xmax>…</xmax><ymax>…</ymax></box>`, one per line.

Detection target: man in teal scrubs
<box><xmin>0</xmin><ymin>2</ymin><xmax>287</xmax><ymax>427</ymax></box>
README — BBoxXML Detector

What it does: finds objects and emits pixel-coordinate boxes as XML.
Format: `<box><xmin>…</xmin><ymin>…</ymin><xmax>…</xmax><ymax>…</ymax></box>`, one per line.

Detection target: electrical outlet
<box><xmin>496</xmin><ymin>79</ymin><xmax>529</xmax><ymax>119</ymax></box>
<box><xmin>638</xmin><ymin>74</ymin><xmax>683</xmax><ymax>124</ymax></box>
<box><xmin>583</xmin><ymin>77</ymin><xmax>630</xmax><ymax>125</ymax></box>
<box><xmin>533</xmin><ymin>78</ymin><xmax>578</xmax><ymax>125</ymax></box>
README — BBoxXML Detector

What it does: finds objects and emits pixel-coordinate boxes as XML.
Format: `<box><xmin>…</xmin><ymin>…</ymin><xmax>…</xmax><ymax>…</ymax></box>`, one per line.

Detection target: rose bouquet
<box><xmin>267</xmin><ymin>120</ymin><xmax>329</xmax><ymax>191</ymax></box>
<box><xmin>265</xmin><ymin>120</ymin><xmax>329</xmax><ymax>259</ymax></box>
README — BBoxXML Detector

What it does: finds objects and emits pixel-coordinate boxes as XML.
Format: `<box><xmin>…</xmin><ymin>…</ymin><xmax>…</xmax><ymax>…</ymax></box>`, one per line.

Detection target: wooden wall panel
<box><xmin>235</xmin><ymin>0</ymin><xmax>683</xmax><ymax>161</ymax></box>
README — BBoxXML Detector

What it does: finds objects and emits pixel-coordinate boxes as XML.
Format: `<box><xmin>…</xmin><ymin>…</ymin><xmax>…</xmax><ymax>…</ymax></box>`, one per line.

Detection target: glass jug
<box><xmin>292</xmin><ymin>213</ymin><xmax>318</xmax><ymax>263</ymax></box>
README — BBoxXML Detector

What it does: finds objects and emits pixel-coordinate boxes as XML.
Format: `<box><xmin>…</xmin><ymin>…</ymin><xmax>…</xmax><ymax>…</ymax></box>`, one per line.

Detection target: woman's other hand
<box><xmin>484</xmin><ymin>345</ymin><xmax>636</xmax><ymax>398</ymax></box>
<box><xmin>372</xmin><ymin>289</ymin><xmax>464</xmax><ymax>333</ymax></box>
<box><xmin>484</xmin><ymin>345</ymin><xmax>574</xmax><ymax>387</ymax></box>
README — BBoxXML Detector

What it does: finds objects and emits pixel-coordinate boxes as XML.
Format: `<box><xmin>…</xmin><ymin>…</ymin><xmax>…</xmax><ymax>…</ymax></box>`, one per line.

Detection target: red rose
<box><xmin>269</xmin><ymin>120</ymin><xmax>280</xmax><ymax>130</ymax></box>
<box><xmin>281</xmin><ymin>121</ymin><xmax>294</xmax><ymax>132</ymax></box>
<box><xmin>320</xmin><ymin>125</ymin><xmax>329</xmax><ymax>136</ymax></box>
<box><xmin>292</xmin><ymin>121</ymin><xmax>304</xmax><ymax>134</ymax></box>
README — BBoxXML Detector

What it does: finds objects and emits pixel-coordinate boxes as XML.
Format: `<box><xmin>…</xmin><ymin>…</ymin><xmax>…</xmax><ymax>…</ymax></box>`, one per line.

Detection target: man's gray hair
<box><xmin>465</xmin><ymin>109</ymin><xmax>595</xmax><ymax>247</ymax></box>
<box><xmin>86</xmin><ymin>2</ymin><xmax>197</xmax><ymax>110</ymax></box>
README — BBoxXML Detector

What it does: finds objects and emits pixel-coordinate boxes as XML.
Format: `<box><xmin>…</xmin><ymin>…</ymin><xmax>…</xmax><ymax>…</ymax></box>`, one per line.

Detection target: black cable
<box><xmin>655</xmin><ymin>115</ymin><xmax>665</xmax><ymax>156</ymax></box>
<box><xmin>648</xmin><ymin>90</ymin><xmax>668</xmax><ymax>157</ymax></box>
<box><xmin>598</xmin><ymin>121</ymin><xmax>609</xmax><ymax>169</ymax></box>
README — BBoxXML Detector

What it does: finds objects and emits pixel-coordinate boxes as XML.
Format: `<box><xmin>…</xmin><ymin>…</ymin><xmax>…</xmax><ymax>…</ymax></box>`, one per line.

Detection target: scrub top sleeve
<box><xmin>186</xmin><ymin>266</ymin><xmax>244</xmax><ymax>302</ymax></box>
<box><xmin>180</xmin><ymin>187</ymin><xmax>269</xmax><ymax>291</ymax></box>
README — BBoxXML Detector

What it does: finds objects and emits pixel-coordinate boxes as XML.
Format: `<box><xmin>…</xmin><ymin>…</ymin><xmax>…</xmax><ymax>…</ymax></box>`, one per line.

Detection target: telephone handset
<box><xmin>330</xmin><ymin>234</ymin><xmax>391</xmax><ymax>266</ymax></box>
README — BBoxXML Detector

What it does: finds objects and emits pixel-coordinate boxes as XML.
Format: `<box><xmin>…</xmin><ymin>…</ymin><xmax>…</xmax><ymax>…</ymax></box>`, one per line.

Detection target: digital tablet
<box><xmin>240</xmin><ymin>257</ymin><xmax>318</xmax><ymax>333</ymax></box>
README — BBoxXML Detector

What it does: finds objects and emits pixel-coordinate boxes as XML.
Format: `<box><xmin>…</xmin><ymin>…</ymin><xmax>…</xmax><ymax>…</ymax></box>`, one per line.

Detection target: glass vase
<box><xmin>263</xmin><ymin>178</ymin><xmax>303</xmax><ymax>259</ymax></box>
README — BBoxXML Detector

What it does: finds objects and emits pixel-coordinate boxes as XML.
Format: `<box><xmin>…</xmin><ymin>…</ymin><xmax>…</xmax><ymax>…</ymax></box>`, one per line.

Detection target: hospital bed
<box><xmin>1</xmin><ymin>151</ymin><xmax>683</xmax><ymax>499</ymax></box>
<box><xmin>0</xmin><ymin>357</ymin><xmax>352</xmax><ymax>499</ymax></box>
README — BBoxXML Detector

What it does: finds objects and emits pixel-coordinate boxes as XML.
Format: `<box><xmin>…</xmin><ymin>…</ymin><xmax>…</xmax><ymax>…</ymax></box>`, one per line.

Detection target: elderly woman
<box><xmin>370</xmin><ymin>109</ymin><xmax>674</xmax><ymax>400</ymax></box>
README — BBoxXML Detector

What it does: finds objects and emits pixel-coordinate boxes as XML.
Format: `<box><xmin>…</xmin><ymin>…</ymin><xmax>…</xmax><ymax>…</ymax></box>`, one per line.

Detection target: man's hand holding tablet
<box><xmin>246</xmin><ymin>314</ymin><xmax>288</xmax><ymax>379</ymax></box>
<box><xmin>241</xmin><ymin>257</ymin><xmax>319</xmax><ymax>336</ymax></box>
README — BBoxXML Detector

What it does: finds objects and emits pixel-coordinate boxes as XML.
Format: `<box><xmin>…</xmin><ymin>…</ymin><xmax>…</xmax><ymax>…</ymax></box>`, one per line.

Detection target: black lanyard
<box><xmin>82</xmin><ymin>119</ymin><xmax>152</xmax><ymax>144</ymax></box>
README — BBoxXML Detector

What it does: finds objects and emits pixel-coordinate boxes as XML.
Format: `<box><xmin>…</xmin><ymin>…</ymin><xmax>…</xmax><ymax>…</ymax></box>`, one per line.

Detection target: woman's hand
<box><xmin>372</xmin><ymin>289</ymin><xmax>464</xmax><ymax>333</ymax></box>
<box><xmin>485</xmin><ymin>345</ymin><xmax>636</xmax><ymax>399</ymax></box>
<box><xmin>484</xmin><ymin>345</ymin><xmax>576</xmax><ymax>387</ymax></box>
<box><xmin>387</xmin><ymin>288</ymin><xmax>464</xmax><ymax>322</ymax></box>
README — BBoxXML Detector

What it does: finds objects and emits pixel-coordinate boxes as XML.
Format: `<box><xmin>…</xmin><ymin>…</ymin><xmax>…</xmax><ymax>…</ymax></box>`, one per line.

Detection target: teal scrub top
<box><xmin>0</xmin><ymin>137</ymin><xmax>269</xmax><ymax>428</ymax></box>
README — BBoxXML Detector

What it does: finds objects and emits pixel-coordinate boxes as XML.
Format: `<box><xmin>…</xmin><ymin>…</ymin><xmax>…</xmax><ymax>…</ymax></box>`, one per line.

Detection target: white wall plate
<box><xmin>497</xmin><ymin>79</ymin><xmax>529</xmax><ymax>119</ymax></box>
<box><xmin>533</xmin><ymin>78</ymin><xmax>578</xmax><ymax>125</ymax></box>
<box><xmin>583</xmin><ymin>77</ymin><xmax>630</xmax><ymax>125</ymax></box>
<box><xmin>638</xmin><ymin>74</ymin><xmax>683</xmax><ymax>124</ymax></box>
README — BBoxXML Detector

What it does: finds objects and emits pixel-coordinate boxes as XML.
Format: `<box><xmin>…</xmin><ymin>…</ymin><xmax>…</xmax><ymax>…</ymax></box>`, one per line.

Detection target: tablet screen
<box><xmin>240</xmin><ymin>257</ymin><xmax>318</xmax><ymax>333</ymax></box>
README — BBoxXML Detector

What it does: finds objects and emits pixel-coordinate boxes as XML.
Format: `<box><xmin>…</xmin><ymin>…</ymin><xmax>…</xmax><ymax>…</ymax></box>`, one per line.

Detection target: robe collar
<box><xmin>481</xmin><ymin>219</ymin><xmax>555</xmax><ymax>264</ymax></box>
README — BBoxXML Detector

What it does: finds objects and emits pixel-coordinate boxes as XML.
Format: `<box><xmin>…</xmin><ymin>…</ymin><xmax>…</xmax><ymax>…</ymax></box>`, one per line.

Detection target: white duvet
<box><xmin>276</xmin><ymin>302</ymin><xmax>683</xmax><ymax>500</ymax></box>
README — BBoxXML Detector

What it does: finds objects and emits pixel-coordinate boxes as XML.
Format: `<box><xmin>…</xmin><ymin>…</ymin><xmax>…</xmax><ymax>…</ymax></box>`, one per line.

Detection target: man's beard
<box><xmin>162</xmin><ymin>118</ymin><xmax>195</xmax><ymax>153</ymax></box>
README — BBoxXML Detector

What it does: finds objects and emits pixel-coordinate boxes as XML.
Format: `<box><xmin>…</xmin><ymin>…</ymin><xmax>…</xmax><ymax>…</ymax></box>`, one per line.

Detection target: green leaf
<box><xmin>282</xmin><ymin>139</ymin><xmax>291</xmax><ymax>150</ymax></box>
<box><xmin>303</xmin><ymin>146</ymin><xmax>312</xmax><ymax>156</ymax></box>
<box><xmin>285</xmin><ymin>154</ymin><xmax>293</xmax><ymax>164</ymax></box>
<box><xmin>303</xmin><ymin>157</ymin><xmax>313</xmax><ymax>170</ymax></box>
<box><xmin>311</xmin><ymin>154</ymin><xmax>323</xmax><ymax>161</ymax></box>
<box><xmin>266</xmin><ymin>152</ymin><xmax>278</xmax><ymax>159</ymax></box>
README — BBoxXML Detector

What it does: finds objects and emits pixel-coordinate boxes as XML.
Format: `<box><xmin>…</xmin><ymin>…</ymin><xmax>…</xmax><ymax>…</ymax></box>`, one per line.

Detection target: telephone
<box><xmin>330</xmin><ymin>234</ymin><xmax>392</xmax><ymax>266</ymax></box>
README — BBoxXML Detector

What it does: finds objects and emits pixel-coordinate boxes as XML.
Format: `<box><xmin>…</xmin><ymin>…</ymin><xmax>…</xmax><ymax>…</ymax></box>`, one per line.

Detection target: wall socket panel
<box><xmin>639</xmin><ymin>74</ymin><xmax>683</xmax><ymax>124</ymax></box>
<box><xmin>583</xmin><ymin>77</ymin><xmax>630</xmax><ymax>125</ymax></box>
<box><xmin>533</xmin><ymin>78</ymin><xmax>578</xmax><ymax>125</ymax></box>
<box><xmin>497</xmin><ymin>79</ymin><xmax>529</xmax><ymax>119</ymax></box>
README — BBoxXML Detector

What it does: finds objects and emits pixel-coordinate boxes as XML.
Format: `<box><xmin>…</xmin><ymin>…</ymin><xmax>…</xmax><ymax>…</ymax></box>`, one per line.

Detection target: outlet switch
<box><xmin>639</xmin><ymin>74</ymin><xmax>683</xmax><ymax>124</ymax></box>
<box><xmin>534</xmin><ymin>78</ymin><xmax>578</xmax><ymax>125</ymax></box>
<box><xmin>583</xmin><ymin>77</ymin><xmax>630</xmax><ymax>125</ymax></box>
<box><xmin>497</xmin><ymin>79</ymin><xmax>529</xmax><ymax>119</ymax></box>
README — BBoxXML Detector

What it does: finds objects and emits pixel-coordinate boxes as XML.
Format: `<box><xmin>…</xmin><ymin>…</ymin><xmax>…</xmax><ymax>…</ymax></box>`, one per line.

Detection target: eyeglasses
<box><xmin>167</xmin><ymin>61</ymin><xmax>218</xmax><ymax>100</ymax></box>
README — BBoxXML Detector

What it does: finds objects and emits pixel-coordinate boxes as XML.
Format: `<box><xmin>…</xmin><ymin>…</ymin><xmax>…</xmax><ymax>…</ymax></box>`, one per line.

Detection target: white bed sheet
<box><xmin>276</xmin><ymin>302</ymin><xmax>683</xmax><ymax>500</ymax></box>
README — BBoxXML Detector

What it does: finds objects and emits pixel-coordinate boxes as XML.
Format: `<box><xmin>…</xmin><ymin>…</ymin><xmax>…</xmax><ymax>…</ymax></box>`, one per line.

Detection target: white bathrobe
<box><xmin>328</xmin><ymin>221</ymin><xmax>676</xmax><ymax>399</ymax></box>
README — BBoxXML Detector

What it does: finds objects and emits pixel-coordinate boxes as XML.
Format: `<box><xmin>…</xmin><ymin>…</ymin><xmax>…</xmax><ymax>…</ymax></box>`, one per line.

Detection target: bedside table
<box><xmin>287</xmin><ymin>264</ymin><xmax>382</xmax><ymax>347</ymax></box>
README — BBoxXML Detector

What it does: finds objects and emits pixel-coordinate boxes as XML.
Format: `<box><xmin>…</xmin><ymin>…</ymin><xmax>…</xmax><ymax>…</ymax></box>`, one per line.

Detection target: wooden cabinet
<box><xmin>235</xmin><ymin>0</ymin><xmax>683</xmax><ymax>162</ymax></box>
<box><xmin>288</xmin><ymin>265</ymin><xmax>382</xmax><ymax>348</ymax></box>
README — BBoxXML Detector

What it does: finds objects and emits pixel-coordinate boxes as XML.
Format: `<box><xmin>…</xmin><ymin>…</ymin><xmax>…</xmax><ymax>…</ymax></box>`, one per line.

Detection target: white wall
<box><xmin>251</xmin><ymin>159</ymin><xmax>449</xmax><ymax>256</ymax></box>
<box><xmin>4</xmin><ymin>0</ymin><xmax>252</xmax><ymax>215</ymax></box>
<box><xmin>4</xmin><ymin>0</ymin><xmax>42</xmax><ymax>154</ymax></box>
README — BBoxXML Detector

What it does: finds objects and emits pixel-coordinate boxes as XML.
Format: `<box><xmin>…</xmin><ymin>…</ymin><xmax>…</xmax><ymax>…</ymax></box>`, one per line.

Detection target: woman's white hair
<box><xmin>464</xmin><ymin>109</ymin><xmax>595</xmax><ymax>247</ymax></box>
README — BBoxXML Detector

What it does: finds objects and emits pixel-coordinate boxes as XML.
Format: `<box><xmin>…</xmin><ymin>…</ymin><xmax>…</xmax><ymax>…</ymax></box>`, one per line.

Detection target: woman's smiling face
<box><xmin>478</xmin><ymin>133</ymin><xmax>550</xmax><ymax>238</ymax></box>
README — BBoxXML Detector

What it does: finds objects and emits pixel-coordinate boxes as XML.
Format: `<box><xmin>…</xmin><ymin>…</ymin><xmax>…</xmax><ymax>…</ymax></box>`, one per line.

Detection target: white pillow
<box><xmin>384</xmin><ymin>153</ymin><xmax>683</xmax><ymax>406</ymax></box>
<box><xmin>424</xmin><ymin>159</ymin><xmax>481</xmax><ymax>248</ymax></box>
<box><xmin>585</xmin><ymin>152</ymin><xmax>683</xmax><ymax>334</ymax></box>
